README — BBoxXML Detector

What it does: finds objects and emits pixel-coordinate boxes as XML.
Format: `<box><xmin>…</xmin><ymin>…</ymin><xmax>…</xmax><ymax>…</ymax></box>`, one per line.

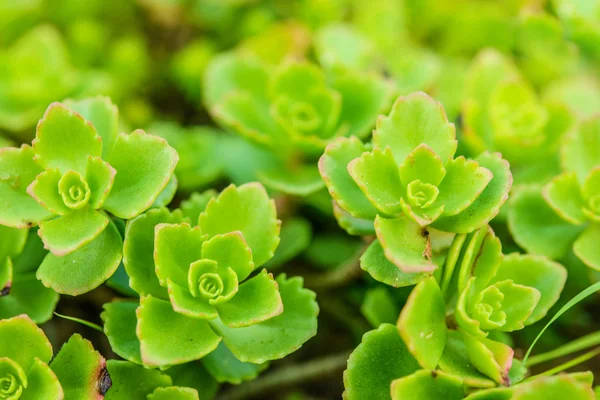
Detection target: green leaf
<box><xmin>390</xmin><ymin>370</ymin><xmax>464</xmax><ymax>400</ymax></box>
<box><xmin>436</xmin><ymin>157</ymin><xmax>493</xmax><ymax>216</ymax></box>
<box><xmin>209</xmin><ymin>275</ymin><xmax>318</xmax><ymax>363</ymax></box>
<box><xmin>432</xmin><ymin>152</ymin><xmax>511</xmax><ymax>233</ymax></box>
<box><xmin>0</xmin><ymin>315</ymin><xmax>52</xmax><ymax>371</ymax></box>
<box><xmin>201</xmin><ymin>232</ymin><xmax>254</xmax><ymax>282</ymax></box>
<box><xmin>167</xmin><ymin>278</ymin><xmax>218</xmax><ymax>319</ymax></box>
<box><xmin>202</xmin><ymin>342</ymin><xmax>268</xmax><ymax>384</ymax></box>
<box><xmin>463</xmin><ymin>334</ymin><xmax>513</xmax><ymax>385</ymax></box>
<box><xmin>103</xmin><ymin>130</ymin><xmax>178</xmax><ymax>219</ymax></box>
<box><xmin>0</xmin><ymin>274</ymin><xmax>59</xmax><ymax>323</ymax></box>
<box><xmin>463</xmin><ymin>388</ymin><xmax>513</xmax><ymax>400</ymax></box>
<box><xmin>199</xmin><ymin>183</ymin><xmax>280</xmax><ymax>268</ymax></box>
<box><xmin>38</xmin><ymin>208</ymin><xmax>108</xmax><ymax>256</ymax></box>
<box><xmin>361</xmin><ymin>287</ymin><xmax>400</xmax><ymax>328</ymax></box>
<box><xmin>573</xmin><ymin>223</ymin><xmax>600</xmax><ymax>270</ymax></box>
<box><xmin>216</xmin><ymin>269</ymin><xmax>283</xmax><ymax>328</ymax></box>
<box><xmin>163</xmin><ymin>362</ymin><xmax>219</xmax><ymax>399</ymax></box>
<box><xmin>33</xmin><ymin>103</ymin><xmax>102</xmax><ymax>174</ymax></box>
<box><xmin>438</xmin><ymin>330</ymin><xmax>496</xmax><ymax>388</ymax></box>
<box><xmin>508</xmin><ymin>185</ymin><xmax>583</xmax><ymax>259</ymax></box>
<box><xmin>343</xmin><ymin>324</ymin><xmax>420</xmax><ymax>400</ymax></box>
<box><xmin>105</xmin><ymin>360</ymin><xmax>172</xmax><ymax>400</ymax></box>
<box><xmin>398</xmin><ymin>277</ymin><xmax>448</xmax><ymax>369</ymax></box>
<box><xmin>179</xmin><ymin>190</ymin><xmax>217</xmax><ymax>224</ymax></box>
<box><xmin>0</xmin><ymin>146</ymin><xmax>53</xmax><ymax>227</ymax></box>
<box><xmin>37</xmin><ymin>220</ymin><xmax>122</xmax><ymax>295</ymax></box>
<box><xmin>319</xmin><ymin>137</ymin><xmax>378</xmax><ymax>220</ymax></box>
<box><xmin>542</xmin><ymin>173</ymin><xmax>586</xmax><ymax>225</ymax></box>
<box><xmin>26</xmin><ymin>168</ymin><xmax>70</xmax><ymax>215</ymax></box>
<box><xmin>361</xmin><ymin>240</ymin><xmax>430</xmax><ymax>287</ymax></box>
<box><xmin>154</xmin><ymin>223</ymin><xmax>204</xmax><ymax>288</ymax></box>
<box><xmin>375</xmin><ymin>215</ymin><xmax>436</xmax><ymax>273</ymax></box>
<box><xmin>264</xmin><ymin>217</ymin><xmax>312</xmax><ymax>269</ymax></box>
<box><xmin>63</xmin><ymin>96</ymin><xmax>119</xmax><ymax>159</ymax></box>
<box><xmin>137</xmin><ymin>295</ymin><xmax>221</xmax><ymax>367</ymax></box>
<box><xmin>373</xmin><ymin>92</ymin><xmax>457</xmax><ymax>166</ymax></box>
<box><xmin>124</xmin><ymin>208</ymin><xmax>186</xmax><ymax>298</ymax></box>
<box><xmin>50</xmin><ymin>334</ymin><xmax>106</xmax><ymax>399</ymax></box>
<box><xmin>0</xmin><ymin>226</ymin><xmax>27</xmax><ymax>263</ymax></box>
<box><xmin>101</xmin><ymin>301</ymin><xmax>142</xmax><ymax>364</ymax></box>
<box><xmin>20</xmin><ymin>359</ymin><xmax>63</xmax><ymax>400</ymax></box>
<box><xmin>512</xmin><ymin>375</ymin><xmax>594</xmax><ymax>400</ymax></box>
<box><xmin>152</xmin><ymin>175</ymin><xmax>178</xmax><ymax>208</ymax></box>
<box><xmin>492</xmin><ymin>253</ymin><xmax>566</xmax><ymax>325</ymax></box>
<box><xmin>348</xmin><ymin>147</ymin><xmax>404</xmax><ymax>215</ymax></box>
<box><xmin>333</xmin><ymin>201</ymin><xmax>375</xmax><ymax>236</ymax></box>
<box><xmin>0</xmin><ymin>357</ymin><xmax>26</xmax><ymax>399</ymax></box>
<box><xmin>492</xmin><ymin>280</ymin><xmax>541</xmax><ymax>331</ymax></box>
<box><xmin>561</xmin><ymin>116</ymin><xmax>600</xmax><ymax>184</ymax></box>
<box><xmin>148</xmin><ymin>387</ymin><xmax>199</xmax><ymax>400</ymax></box>
<box><xmin>259</xmin><ymin>164</ymin><xmax>326</xmax><ymax>196</ymax></box>
<box><xmin>398</xmin><ymin>144</ymin><xmax>446</xmax><ymax>187</ymax></box>
<box><xmin>86</xmin><ymin>156</ymin><xmax>116</xmax><ymax>210</ymax></box>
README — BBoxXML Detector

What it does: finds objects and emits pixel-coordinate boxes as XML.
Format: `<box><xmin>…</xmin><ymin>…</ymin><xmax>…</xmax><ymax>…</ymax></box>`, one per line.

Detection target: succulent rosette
<box><xmin>203</xmin><ymin>52</ymin><xmax>394</xmax><ymax>195</ymax></box>
<box><xmin>342</xmin><ymin>226</ymin><xmax>567</xmax><ymax>399</ymax></box>
<box><xmin>102</xmin><ymin>183</ymin><xmax>318</xmax><ymax>376</ymax></box>
<box><xmin>0</xmin><ymin>226</ymin><xmax>58</xmax><ymax>323</ymax></box>
<box><xmin>0</xmin><ymin>315</ymin><xmax>108</xmax><ymax>400</ymax></box>
<box><xmin>0</xmin><ymin>97</ymin><xmax>178</xmax><ymax>295</ymax></box>
<box><xmin>320</xmin><ymin>92</ymin><xmax>511</xmax><ymax>274</ymax></box>
<box><xmin>509</xmin><ymin>115</ymin><xmax>600</xmax><ymax>271</ymax></box>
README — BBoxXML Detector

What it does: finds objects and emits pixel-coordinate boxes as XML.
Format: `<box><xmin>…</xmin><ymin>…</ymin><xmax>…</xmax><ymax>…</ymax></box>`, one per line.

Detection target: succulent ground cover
<box><xmin>1</xmin><ymin>0</ymin><xmax>600</xmax><ymax>399</ymax></box>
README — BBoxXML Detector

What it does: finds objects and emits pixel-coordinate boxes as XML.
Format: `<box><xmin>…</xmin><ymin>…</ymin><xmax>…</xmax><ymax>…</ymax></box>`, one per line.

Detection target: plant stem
<box><xmin>526</xmin><ymin>331</ymin><xmax>600</xmax><ymax>367</ymax></box>
<box><xmin>528</xmin><ymin>347</ymin><xmax>600</xmax><ymax>379</ymax></box>
<box><xmin>216</xmin><ymin>351</ymin><xmax>351</xmax><ymax>400</ymax></box>
<box><xmin>303</xmin><ymin>243</ymin><xmax>369</xmax><ymax>291</ymax></box>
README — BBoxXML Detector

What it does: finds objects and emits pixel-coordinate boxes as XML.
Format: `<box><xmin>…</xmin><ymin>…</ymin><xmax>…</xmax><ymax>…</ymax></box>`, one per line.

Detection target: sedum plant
<box><xmin>102</xmin><ymin>183</ymin><xmax>318</xmax><ymax>378</ymax></box>
<box><xmin>0</xmin><ymin>97</ymin><xmax>178</xmax><ymax>295</ymax></box>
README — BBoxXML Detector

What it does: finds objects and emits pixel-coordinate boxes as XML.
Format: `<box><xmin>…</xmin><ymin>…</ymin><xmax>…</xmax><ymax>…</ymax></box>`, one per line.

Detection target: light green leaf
<box><xmin>167</xmin><ymin>279</ymin><xmax>217</xmax><ymax>320</ymax></box>
<box><xmin>37</xmin><ymin>220</ymin><xmax>122</xmax><ymax>295</ymax></box>
<box><xmin>124</xmin><ymin>208</ymin><xmax>186</xmax><ymax>298</ymax></box>
<box><xmin>38</xmin><ymin>208</ymin><xmax>108</xmax><ymax>256</ymax></box>
<box><xmin>333</xmin><ymin>201</ymin><xmax>375</xmax><ymax>236</ymax></box>
<box><xmin>343</xmin><ymin>324</ymin><xmax>420</xmax><ymax>400</ymax></box>
<box><xmin>361</xmin><ymin>287</ymin><xmax>400</xmax><ymax>328</ymax></box>
<box><xmin>163</xmin><ymin>362</ymin><xmax>219</xmax><ymax>399</ymax></box>
<box><xmin>104</xmin><ymin>130</ymin><xmax>178</xmax><ymax>219</ymax></box>
<box><xmin>390</xmin><ymin>370</ymin><xmax>464</xmax><ymax>400</ymax></box>
<box><xmin>216</xmin><ymin>269</ymin><xmax>283</xmax><ymax>328</ymax></box>
<box><xmin>375</xmin><ymin>215</ymin><xmax>436</xmax><ymax>273</ymax></box>
<box><xmin>348</xmin><ymin>147</ymin><xmax>403</xmax><ymax>216</ymax></box>
<box><xmin>26</xmin><ymin>168</ymin><xmax>70</xmax><ymax>215</ymax></box>
<box><xmin>179</xmin><ymin>190</ymin><xmax>216</xmax><ymax>224</ymax></box>
<box><xmin>105</xmin><ymin>360</ymin><xmax>172</xmax><ymax>400</ymax></box>
<box><xmin>148</xmin><ymin>387</ymin><xmax>199</xmax><ymax>400</ymax></box>
<box><xmin>154</xmin><ymin>223</ymin><xmax>204</xmax><ymax>288</ymax></box>
<box><xmin>33</xmin><ymin>103</ymin><xmax>101</xmax><ymax>174</ymax></box>
<box><xmin>209</xmin><ymin>275</ymin><xmax>318</xmax><ymax>363</ymax></box>
<box><xmin>463</xmin><ymin>334</ymin><xmax>513</xmax><ymax>385</ymax></box>
<box><xmin>493</xmin><ymin>280</ymin><xmax>540</xmax><ymax>331</ymax></box>
<box><xmin>574</xmin><ymin>223</ymin><xmax>600</xmax><ymax>270</ymax></box>
<box><xmin>0</xmin><ymin>146</ymin><xmax>53</xmax><ymax>227</ymax></box>
<box><xmin>50</xmin><ymin>334</ymin><xmax>106</xmax><ymax>400</ymax></box>
<box><xmin>373</xmin><ymin>92</ymin><xmax>457</xmax><ymax>166</ymax></box>
<box><xmin>543</xmin><ymin>173</ymin><xmax>586</xmax><ymax>225</ymax></box>
<box><xmin>561</xmin><ymin>116</ymin><xmax>600</xmax><ymax>184</ymax></box>
<box><xmin>264</xmin><ymin>217</ymin><xmax>312</xmax><ymax>269</ymax></box>
<box><xmin>259</xmin><ymin>164</ymin><xmax>326</xmax><ymax>196</ymax></box>
<box><xmin>20</xmin><ymin>359</ymin><xmax>63</xmax><ymax>400</ymax></box>
<box><xmin>0</xmin><ymin>274</ymin><xmax>59</xmax><ymax>324</ymax></box>
<box><xmin>101</xmin><ymin>301</ymin><xmax>142</xmax><ymax>364</ymax></box>
<box><xmin>398</xmin><ymin>277</ymin><xmax>448</xmax><ymax>369</ymax></box>
<box><xmin>201</xmin><ymin>232</ymin><xmax>253</xmax><ymax>282</ymax></box>
<box><xmin>86</xmin><ymin>156</ymin><xmax>116</xmax><ymax>210</ymax></box>
<box><xmin>319</xmin><ymin>137</ymin><xmax>378</xmax><ymax>220</ymax></box>
<box><xmin>360</xmin><ymin>240</ymin><xmax>430</xmax><ymax>287</ymax></box>
<box><xmin>199</xmin><ymin>183</ymin><xmax>280</xmax><ymax>268</ymax></box>
<box><xmin>0</xmin><ymin>315</ymin><xmax>52</xmax><ymax>371</ymax></box>
<box><xmin>202</xmin><ymin>342</ymin><xmax>268</xmax><ymax>384</ymax></box>
<box><xmin>152</xmin><ymin>175</ymin><xmax>177</xmax><ymax>208</ymax></box>
<box><xmin>137</xmin><ymin>295</ymin><xmax>221</xmax><ymax>367</ymax></box>
<box><xmin>398</xmin><ymin>144</ymin><xmax>446</xmax><ymax>187</ymax></box>
<box><xmin>512</xmin><ymin>375</ymin><xmax>594</xmax><ymax>400</ymax></box>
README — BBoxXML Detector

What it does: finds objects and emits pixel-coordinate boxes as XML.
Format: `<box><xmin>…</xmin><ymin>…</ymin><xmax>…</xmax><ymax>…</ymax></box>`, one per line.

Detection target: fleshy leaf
<box><xmin>148</xmin><ymin>387</ymin><xmax>199</xmax><ymax>400</ymax></box>
<box><xmin>390</xmin><ymin>370</ymin><xmax>464</xmax><ymax>400</ymax></box>
<box><xmin>105</xmin><ymin>360</ymin><xmax>172</xmax><ymax>400</ymax></box>
<box><xmin>163</xmin><ymin>362</ymin><xmax>218</xmax><ymax>399</ymax></box>
<box><xmin>0</xmin><ymin>274</ymin><xmax>60</xmax><ymax>324</ymax></box>
<box><xmin>0</xmin><ymin>146</ymin><xmax>53</xmax><ymax>227</ymax></box>
<box><xmin>33</xmin><ymin>103</ymin><xmax>102</xmax><ymax>174</ymax></box>
<box><xmin>398</xmin><ymin>277</ymin><xmax>448</xmax><ymax>369</ymax></box>
<box><xmin>201</xmin><ymin>342</ymin><xmax>268</xmax><ymax>384</ymax></box>
<box><xmin>360</xmin><ymin>240</ymin><xmax>429</xmax><ymax>288</ymax></box>
<box><xmin>374</xmin><ymin>215</ymin><xmax>436</xmax><ymax>273</ymax></box>
<box><xmin>154</xmin><ymin>223</ymin><xmax>204</xmax><ymax>288</ymax></box>
<box><xmin>86</xmin><ymin>156</ymin><xmax>116</xmax><ymax>210</ymax></box>
<box><xmin>264</xmin><ymin>217</ymin><xmax>312</xmax><ymax>269</ymax></box>
<box><xmin>137</xmin><ymin>295</ymin><xmax>221</xmax><ymax>367</ymax></box>
<box><xmin>333</xmin><ymin>201</ymin><xmax>375</xmax><ymax>236</ymax></box>
<box><xmin>0</xmin><ymin>315</ymin><xmax>52</xmax><ymax>371</ymax></box>
<box><xmin>21</xmin><ymin>359</ymin><xmax>64</xmax><ymax>400</ymax></box>
<box><xmin>101</xmin><ymin>301</ymin><xmax>142</xmax><ymax>364</ymax></box>
<box><xmin>373</xmin><ymin>92</ymin><xmax>457</xmax><ymax>166</ymax></box>
<box><xmin>167</xmin><ymin>280</ymin><xmax>218</xmax><ymax>320</ymax></box>
<box><xmin>343</xmin><ymin>324</ymin><xmax>420</xmax><ymax>400</ymax></box>
<box><xmin>201</xmin><ymin>232</ymin><xmax>254</xmax><ymax>282</ymax></box>
<box><xmin>38</xmin><ymin>208</ymin><xmax>109</xmax><ymax>256</ymax></box>
<box><xmin>50</xmin><ymin>334</ymin><xmax>107</xmax><ymax>399</ymax></box>
<box><xmin>37</xmin><ymin>220</ymin><xmax>122</xmax><ymax>295</ymax></box>
<box><xmin>179</xmin><ymin>190</ymin><xmax>216</xmax><ymax>224</ymax></box>
<box><xmin>542</xmin><ymin>173</ymin><xmax>586</xmax><ymax>225</ymax></box>
<box><xmin>319</xmin><ymin>137</ymin><xmax>378</xmax><ymax>220</ymax></box>
<box><xmin>348</xmin><ymin>147</ymin><xmax>404</xmax><ymax>215</ymax></box>
<box><xmin>493</xmin><ymin>280</ymin><xmax>541</xmax><ymax>331</ymax></box>
<box><xmin>398</xmin><ymin>144</ymin><xmax>446</xmax><ymax>187</ymax></box>
<box><xmin>198</xmin><ymin>183</ymin><xmax>280</xmax><ymax>268</ymax></box>
<box><xmin>512</xmin><ymin>375</ymin><xmax>594</xmax><ymax>400</ymax></box>
<box><xmin>361</xmin><ymin>287</ymin><xmax>400</xmax><ymax>328</ymax></box>
<box><xmin>63</xmin><ymin>96</ymin><xmax>119</xmax><ymax>159</ymax></box>
<box><xmin>26</xmin><ymin>168</ymin><xmax>70</xmax><ymax>215</ymax></box>
<box><xmin>215</xmin><ymin>269</ymin><xmax>283</xmax><ymax>328</ymax></box>
<box><xmin>573</xmin><ymin>223</ymin><xmax>600</xmax><ymax>270</ymax></box>
<box><xmin>103</xmin><ymin>130</ymin><xmax>178</xmax><ymax>219</ymax></box>
<box><xmin>209</xmin><ymin>275</ymin><xmax>317</xmax><ymax>363</ymax></box>
<box><xmin>432</xmin><ymin>152</ymin><xmax>511</xmax><ymax>233</ymax></box>
<box><xmin>463</xmin><ymin>334</ymin><xmax>513</xmax><ymax>385</ymax></box>
<box><xmin>124</xmin><ymin>208</ymin><xmax>186</xmax><ymax>298</ymax></box>
<box><xmin>561</xmin><ymin>117</ymin><xmax>600</xmax><ymax>184</ymax></box>
<box><xmin>259</xmin><ymin>164</ymin><xmax>326</xmax><ymax>196</ymax></box>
